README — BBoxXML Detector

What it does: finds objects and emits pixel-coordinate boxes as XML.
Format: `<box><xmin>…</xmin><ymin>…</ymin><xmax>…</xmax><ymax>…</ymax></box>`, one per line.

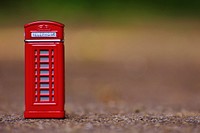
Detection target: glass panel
<box><xmin>40</xmin><ymin>64</ymin><xmax>49</xmax><ymax>68</ymax></box>
<box><xmin>40</xmin><ymin>76</ymin><xmax>49</xmax><ymax>81</ymax></box>
<box><xmin>40</xmin><ymin>50</ymin><xmax>49</xmax><ymax>55</ymax></box>
<box><xmin>52</xmin><ymin>64</ymin><xmax>54</xmax><ymax>68</ymax></box>
<box><xmin>40</xmin><ymin>57</ymin><xmax>49</xmax><ymax>62</ymax></box>
<box><xmin>40</xmin><ymin>70</ymin><xmax>49</xmax><ymax>75</ymax></box>
<box><xmin>52</xmin><ymin>83</ymin><xmax>54</xmax><ymax>88</ymax></box>
<box><xmin>52</xmin><ymin>57</ymin><xmax>54</xmax><ymax>62</ymax></box>
<box><xmin>40</xmin><ymin>90</ymin><xmax>49</xmax><ymax>95</ymax></box>
<box><xmin>40</xmin><ymin>96</ymin><xmax>49</xmax><ymax>101</ymax></box>
<box><xmin>35</xmin><ymin>70</ymin><xmax>37</xmax><ymax>75</ymax></box>
<box><xmin>35</xmin><ymin>50</ymin><xmax>37</xmax><ymax>55</ymax></box>
<box><xmin>52</xmin><ymin>70</ymin><xmax>54</xmax><ymax>75</ymax></box>
<box><xmin>35</xmin><ymin>97</ymin><xmax>38</xmax><ymax>102</ymax></box>
<box><xmin>40</xmin><ymin>83</ymin><xmax>49</xmax><ymax>88</ymax></box>
<box><xmin>35</xmin><ymin>84</ymin><xmax>37</xmax><ymax>88</ymax></box>
<box><xmin>52</xmin><ymin>90</ymin><xmax>54</xmax><ymax>94</ymax></box>
<box><xmin>35</xmin><ymin>90</ymin><xmax>37</xmax><ymax>95</ymax></box>
<box><xmin>52</xmin><ymin>96</ymin><xmax>54</xmax><ymax>101</ymax></box>
<box><xmin>52</xmin><ymin>76</ymin><xmax>54</xmax><ymax>81</ymax></box>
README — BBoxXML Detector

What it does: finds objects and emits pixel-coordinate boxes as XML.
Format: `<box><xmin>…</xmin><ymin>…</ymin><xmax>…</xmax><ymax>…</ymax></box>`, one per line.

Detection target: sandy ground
<box><xmin>1</xmin><ymin>22</ymin><xmax>200</xmax><ymax>132</ymax></box>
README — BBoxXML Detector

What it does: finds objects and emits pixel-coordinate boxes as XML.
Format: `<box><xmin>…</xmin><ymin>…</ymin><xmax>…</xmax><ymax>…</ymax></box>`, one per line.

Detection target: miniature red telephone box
<box><xmin>24</xmin><ymin>20</ymin><xmax>65</xmax><ymax>118</ymax></box>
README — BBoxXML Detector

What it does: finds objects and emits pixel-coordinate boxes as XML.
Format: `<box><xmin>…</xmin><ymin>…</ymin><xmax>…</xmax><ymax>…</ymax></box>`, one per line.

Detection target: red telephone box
<box><xmin>24</xmin><ymin>20</ymin><xmax>65</xmax><ymax>118</ymax></box>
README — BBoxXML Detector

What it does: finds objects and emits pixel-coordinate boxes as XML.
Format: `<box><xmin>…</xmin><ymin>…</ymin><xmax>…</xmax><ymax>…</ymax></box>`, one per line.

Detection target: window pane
<box><xmin>40</xmin><ymin>96</ymin><xmax>49</xmax><ymax>101</ymax></box>
<box><xmin>40</xmin><ymin>90</ymin><xmax>49</xmax><ymax>95</ymax></box>
<box><xmin>40</xmin><ymin>76</ymin><xmax>49</xmax><ymax>81</ymax></box>
<box><xmin>40</xmin><ymin>70</ymin><xmax>49</xmax><ymax>75</ymax></box>
<box><xmin>40</xmin><ymin>83</ymin><xmax>49</xmax><ymax>88</ymax></box>
<box><xmin>40</xmin><ymin>50</ymin><xmax>49</xmax><ymax>55</ymax></box>
<box><xmin>35</xmin><ymin>97</ymin><xmax>38</xmax><ymax>102</ymax></box>
<box><xmin>40</xmin><ymin>57</ymin><xmax>49</xmax><ymax>62</ymax></box>
<box><xmin>40</xmin><ymin>64</ymin><xmax>49</xmax><ymax>68</ymax></box>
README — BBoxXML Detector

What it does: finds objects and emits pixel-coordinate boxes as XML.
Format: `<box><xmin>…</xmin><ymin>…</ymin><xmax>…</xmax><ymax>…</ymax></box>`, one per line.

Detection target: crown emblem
<box><xmin>37</xmin><ymin>24</ymin><xmax>50</xmax><ymax>30</ymax></box>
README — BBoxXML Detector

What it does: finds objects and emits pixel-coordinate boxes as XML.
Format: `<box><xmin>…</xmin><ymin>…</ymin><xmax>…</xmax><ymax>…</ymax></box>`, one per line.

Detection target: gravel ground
<box><xmin>1</xmin><ymin>111</ymin><xmax>200</xmax><ymax>133</ymax></box>
<box><xmin>1</xmin><ymin>61</ymin><xmax>200</xmax><ymax>133</ymax></box>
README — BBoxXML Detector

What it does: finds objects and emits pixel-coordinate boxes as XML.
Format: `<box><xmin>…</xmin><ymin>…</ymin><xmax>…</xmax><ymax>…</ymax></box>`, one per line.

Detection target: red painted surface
<box><xmin>24</xmin><ymin>20</ymin><xmax>65</xmax><ymax>118</ymax></box>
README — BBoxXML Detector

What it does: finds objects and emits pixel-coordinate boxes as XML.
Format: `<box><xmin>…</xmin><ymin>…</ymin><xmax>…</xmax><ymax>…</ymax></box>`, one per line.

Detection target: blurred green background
<box><xmin>1</xmin><ymin>0</ymin><xmax>200</xmax><ymax>26</ymax></box>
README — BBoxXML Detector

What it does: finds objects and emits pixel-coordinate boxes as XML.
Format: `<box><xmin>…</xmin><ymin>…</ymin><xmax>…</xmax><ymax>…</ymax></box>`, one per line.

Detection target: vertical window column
<box><xmin>39</xmin><ymin>50</ymin><xmax>50</xmax><ymax>102</ymax></box>
<box><xmin>34</xmin><ymin>50</ymin><xmax>40</xmax><ymax>102</ymax></box>
<box><xmin>51</xmin><ymin>50</ymin><xmax>54</xmax><ymax>102</ymax></box>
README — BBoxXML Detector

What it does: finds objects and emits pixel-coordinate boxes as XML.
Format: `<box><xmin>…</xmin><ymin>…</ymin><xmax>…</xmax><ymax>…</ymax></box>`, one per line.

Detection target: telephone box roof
<box><xmin>24</xmin><ymin>20</ymin><xmax>64</xmax><ymax>28</ymax></box>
